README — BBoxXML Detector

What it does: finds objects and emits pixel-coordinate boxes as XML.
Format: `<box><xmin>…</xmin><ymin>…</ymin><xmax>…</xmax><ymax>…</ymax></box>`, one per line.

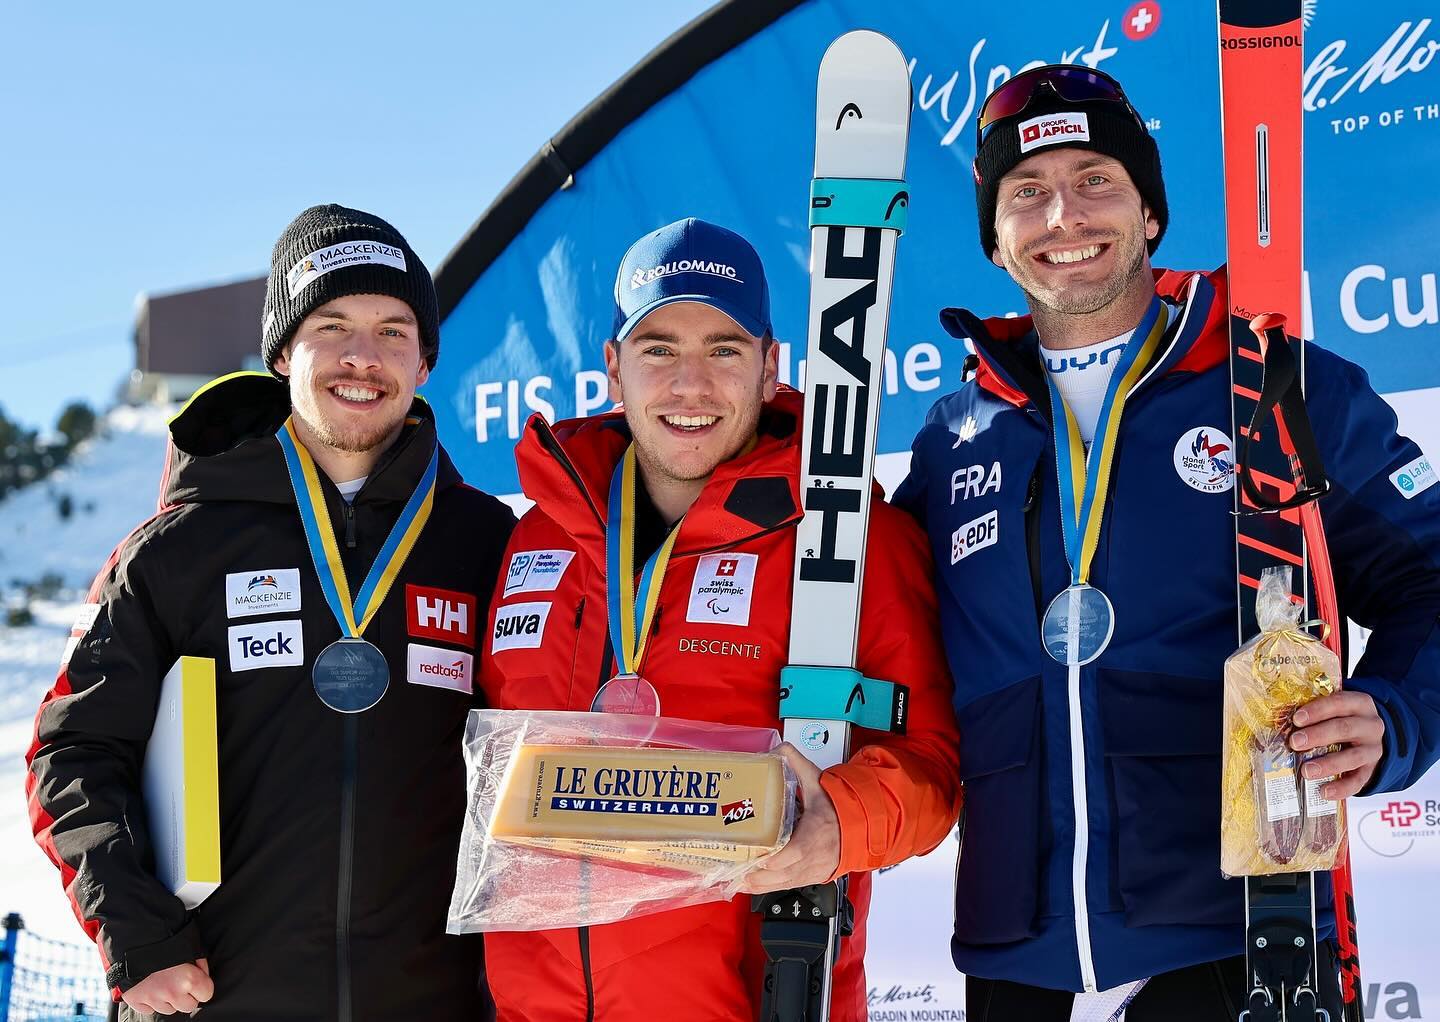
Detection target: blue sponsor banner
<box><xmin>432</xmin><ymin>1</ymin><xmax>1440</xmax><ymax>494</ymax></box>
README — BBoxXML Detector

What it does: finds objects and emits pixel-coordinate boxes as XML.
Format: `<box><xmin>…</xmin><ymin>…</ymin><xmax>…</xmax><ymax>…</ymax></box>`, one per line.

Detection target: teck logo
<box><xmin>227</xmin><ymin>620</ymin><xmax>304</xmax><ymax>673</ymax></box>
<box><xmin>406</xmin><ymin>585</ymin><xmax>477</xmax><ymax>647</ymax></box>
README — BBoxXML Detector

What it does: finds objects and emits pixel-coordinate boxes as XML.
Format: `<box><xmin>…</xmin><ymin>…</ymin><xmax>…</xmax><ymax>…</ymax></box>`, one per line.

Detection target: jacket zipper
<box><xmin>336</xmin><ymin>500</ymin><xmax>359</xmax><ymax>1018</ymax></box>
<box><xmin>579</xmin><ymin>926</ymin><xmax>596</xmax><ymax>1022</ymax></box>
<box><xmin>336</xmin><ymin>717</ymin><xmax>358</xmax><ymax>1022</ymax></box>
<box><xmin>1022</xmin><ymin>464</ymin><xmax>1044</xmax><ymax>625</ymax></box>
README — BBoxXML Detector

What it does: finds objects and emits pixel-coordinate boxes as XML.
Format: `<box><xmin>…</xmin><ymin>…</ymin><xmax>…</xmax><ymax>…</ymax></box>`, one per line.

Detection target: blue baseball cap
<box><xmin>612</xmin><ymin>218</ymin><xmax>772</xmax><ymax>343</ymax></box>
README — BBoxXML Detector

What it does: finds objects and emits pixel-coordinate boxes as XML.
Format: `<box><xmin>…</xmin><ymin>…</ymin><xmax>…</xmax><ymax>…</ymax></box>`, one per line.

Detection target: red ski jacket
<box><xmin>478</xmin><ymin>387</ymin><xmax>962</xmax><ymax>1022</ymax></box>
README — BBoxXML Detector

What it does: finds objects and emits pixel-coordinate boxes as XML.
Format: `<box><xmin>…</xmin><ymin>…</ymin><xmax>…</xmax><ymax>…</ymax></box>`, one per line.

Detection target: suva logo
<box><xmin>491</xmin><ymin>602</ymin><xmax>551</xmax><ymax>652</ymax></box>
<box><xmin>496</xmin><ymin>615</ymin><xmax>540</xmax><ymax>638</ymax></box>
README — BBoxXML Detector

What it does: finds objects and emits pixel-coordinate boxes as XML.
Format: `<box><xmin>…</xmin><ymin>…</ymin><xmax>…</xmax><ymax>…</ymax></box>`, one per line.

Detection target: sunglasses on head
<box><xmin>976</xmin><ymin>65</ymin><xmax>1144</xmax><ymax>148</ymax></box>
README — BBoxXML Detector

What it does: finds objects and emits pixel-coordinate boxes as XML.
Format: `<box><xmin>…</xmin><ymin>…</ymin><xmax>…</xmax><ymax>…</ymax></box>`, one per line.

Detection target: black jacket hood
<box><xmin>160</xmin><ymin>372</ymin><xmax>463</xmax><ymax>508</ymax></box>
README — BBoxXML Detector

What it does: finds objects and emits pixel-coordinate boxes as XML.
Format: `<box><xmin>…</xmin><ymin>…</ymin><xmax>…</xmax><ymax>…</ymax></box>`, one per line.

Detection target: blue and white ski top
<box><xmin>893</xmin><ymin>267</ymin><xmax>1440</xmax><ymax>992</ymax></box>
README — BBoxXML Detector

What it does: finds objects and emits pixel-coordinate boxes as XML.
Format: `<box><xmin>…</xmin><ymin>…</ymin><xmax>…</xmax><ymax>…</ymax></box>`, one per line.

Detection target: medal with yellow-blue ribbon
<box><xmin>591</xmin><ymin>444</ymin><xmax>680</xmax><ymax>717</ymax></box>
<box><xmin>1041</xmin><ymin>297</ymin><xmax>1170</xmax><ymax>667</ymax></box>
<box><xmin>277</xmin><ymin>417</ymin><xmax>437</xmax><ymax>712</ymax></box>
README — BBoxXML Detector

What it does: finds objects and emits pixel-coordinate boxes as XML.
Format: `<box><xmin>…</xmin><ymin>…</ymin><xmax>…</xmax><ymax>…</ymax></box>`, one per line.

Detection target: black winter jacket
<box><xmin>26</xmin><ymin>373</ymin><xmax>515</xmax><ymax>1021</ymax></box>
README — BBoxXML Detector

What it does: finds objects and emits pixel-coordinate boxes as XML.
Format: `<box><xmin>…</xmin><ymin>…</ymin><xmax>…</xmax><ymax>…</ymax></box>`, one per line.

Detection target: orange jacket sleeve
<box><xmin>818</xmin><ymin>500</ymin><xmax>963</xmax><ymax>878</ymax></box>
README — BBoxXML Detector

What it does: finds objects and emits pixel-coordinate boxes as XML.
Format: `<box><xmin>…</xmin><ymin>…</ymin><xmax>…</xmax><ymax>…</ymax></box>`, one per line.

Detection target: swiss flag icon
<box><xmin>717</xmin><ymin>558</ymin><xmax>739</xmax><ymax>577</ymax></box>
<box><xmin>1123</xmin><ymin>1</ymin><xmax>1161</xmax><ymax>40</ymax></box>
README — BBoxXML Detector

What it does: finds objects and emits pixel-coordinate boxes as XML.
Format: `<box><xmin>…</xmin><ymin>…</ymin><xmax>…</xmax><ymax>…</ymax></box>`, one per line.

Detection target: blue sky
<box><xmin>2</xmin><ymin>0</ymin><xmax>713</xmax><ymax>431</ymax></box>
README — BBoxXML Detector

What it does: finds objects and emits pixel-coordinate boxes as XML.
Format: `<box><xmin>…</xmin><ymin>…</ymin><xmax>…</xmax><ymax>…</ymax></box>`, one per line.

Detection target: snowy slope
<box><xmin>0</xmin><ymin>405</ymin><xmax>171</xmax><ymax>943</ymax></box>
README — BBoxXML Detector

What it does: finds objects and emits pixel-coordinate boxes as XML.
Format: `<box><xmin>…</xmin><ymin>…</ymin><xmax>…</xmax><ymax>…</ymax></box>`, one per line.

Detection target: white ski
<box><xmin>758</xmin><ymin>29</ymin><xmax>912</xmax><ymax>1022</ymax></box>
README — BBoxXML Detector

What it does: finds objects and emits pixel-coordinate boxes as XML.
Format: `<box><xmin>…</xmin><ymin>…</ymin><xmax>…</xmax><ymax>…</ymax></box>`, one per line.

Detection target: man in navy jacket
<box><xmin>895</xmin><ymin>65</ymin><xmax>1440</xmax><ymax>1021</ymax></box>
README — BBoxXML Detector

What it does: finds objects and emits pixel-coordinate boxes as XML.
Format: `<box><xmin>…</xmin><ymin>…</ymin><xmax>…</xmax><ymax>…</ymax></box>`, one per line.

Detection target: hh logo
<box><xmin>1381</xmin><ymin>801</ymin><xmax>1422</xmax><ymax>828</ymax></box>
<box><xmin>722</xmin><ymin>798</ymin><xmax>755</xmax><ymax>825</ymax></box>
<box><xmin>406</xmin><ymin>585</ymin><xmax>476</xmax><ymax>647</ymax></box>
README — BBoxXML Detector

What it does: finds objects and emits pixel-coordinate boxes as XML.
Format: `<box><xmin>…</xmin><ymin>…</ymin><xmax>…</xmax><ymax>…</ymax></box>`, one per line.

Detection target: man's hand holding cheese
<box><xmin>477</xmin><ymin>219</ymin><xmax>962</xmax><ymax>1022</ymax></box>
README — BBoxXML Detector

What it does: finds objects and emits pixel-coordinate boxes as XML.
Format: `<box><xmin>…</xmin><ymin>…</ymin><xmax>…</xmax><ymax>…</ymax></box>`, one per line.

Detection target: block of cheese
<box><xmin>490</xmin><ymin>744</ymin><xmax>788</xmax><ymax>871</ymax></box>
<box><xmin>143</xmin><ymin>657</ymin><xmax>221</xmax><ymax>908</ymax></box>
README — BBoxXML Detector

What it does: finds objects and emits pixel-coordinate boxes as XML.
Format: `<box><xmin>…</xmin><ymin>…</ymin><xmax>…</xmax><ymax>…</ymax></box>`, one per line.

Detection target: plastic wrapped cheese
<box><xmin>491</xmin><ymin>744</ymin><xmax>788</xmax><ymax>870</ymax></box>
<box><xmin>448</xmin><ymin>709</ymin><xmax>796</xmax><ymax>932</ymax></box>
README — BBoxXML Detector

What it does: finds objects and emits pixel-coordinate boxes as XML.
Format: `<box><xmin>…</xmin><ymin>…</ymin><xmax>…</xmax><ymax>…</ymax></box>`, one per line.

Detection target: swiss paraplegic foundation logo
<box><xmin>1173</xmin><ymin>427</ymin><xmax>1235</xmax><ymax>493</ymax></box>
<box><xmin>1357</xmin><ymin>799</ymin><xmax>1440</xmax><ymax>858</ymax></box>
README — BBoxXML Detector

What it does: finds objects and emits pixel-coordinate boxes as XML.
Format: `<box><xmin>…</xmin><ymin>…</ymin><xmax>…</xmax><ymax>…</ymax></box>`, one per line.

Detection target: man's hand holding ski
<box><xmin>1289</xmin><ymin>691</ymin><xmax>1387</xmax><ymax>800</ymax></box>
<box><xmin>739</xmin><ymin>743</ymin><xmax>841</xmax><ymax>895</ymax></box>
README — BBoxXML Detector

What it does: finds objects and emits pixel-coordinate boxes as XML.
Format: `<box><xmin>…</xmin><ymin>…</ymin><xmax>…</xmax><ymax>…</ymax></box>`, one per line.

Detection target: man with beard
<box><xmin>894</xmin><ymin>66</ymin><xmax>1440</xmax><ymax>1020</ymax></box>
<box><xmin>28</xmin><ymin>205</ymin><xmax>515</xmax><ymax>1020</ymax></box>
<box><xmin>475</xmin><ymin>217</ymin><xmax>962</xmax><ymax>1021</ymax></box>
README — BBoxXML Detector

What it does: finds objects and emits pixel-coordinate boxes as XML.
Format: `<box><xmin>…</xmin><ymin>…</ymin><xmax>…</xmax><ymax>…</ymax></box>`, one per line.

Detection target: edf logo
<box><xmin>407</xmin><ymin>585</ymin><xmax>477</xmax><ymax>647</ymax></box>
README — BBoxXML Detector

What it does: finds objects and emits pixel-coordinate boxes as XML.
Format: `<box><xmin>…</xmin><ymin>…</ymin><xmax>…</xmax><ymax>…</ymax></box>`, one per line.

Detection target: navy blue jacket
<box><xmin>894</xmin><ymin>268</ymin><xmax>1440</xmax><ymax>992</ymax></box>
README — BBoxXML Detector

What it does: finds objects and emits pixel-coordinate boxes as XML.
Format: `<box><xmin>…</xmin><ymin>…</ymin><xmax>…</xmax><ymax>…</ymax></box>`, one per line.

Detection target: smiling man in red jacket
<box><xmin>477</xmin><ymin>217</ymin><xmax>962</xmax><ymax>1021</ymax></box>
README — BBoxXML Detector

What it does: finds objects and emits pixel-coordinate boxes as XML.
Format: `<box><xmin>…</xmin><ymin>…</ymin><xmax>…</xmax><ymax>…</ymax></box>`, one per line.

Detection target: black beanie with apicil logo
<box><xmin>261</xmin><ymin>204</ymin><xmax>439</xmax><ymax>376</ymax></box>
<box><xmin>972</xmin><ymin>91</ymin><xmax>1168</xmax><ymax>259</ymax></box>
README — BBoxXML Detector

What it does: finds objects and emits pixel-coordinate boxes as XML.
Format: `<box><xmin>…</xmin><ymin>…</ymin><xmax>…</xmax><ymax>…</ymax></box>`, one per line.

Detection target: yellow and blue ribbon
<box><xmin>1048</xmin><ymin>297</ymin><xmax>1170</xmax><ymax>587</ymax></box>
<box><xmin>606</xmin><ymin>444</ymin><xmax>681</xmax><ymax>675</ymax></box>
<box><xmin>276</xmin><ymin>417</ymin><xmax>437</xmax><ymax>638</ymax></box>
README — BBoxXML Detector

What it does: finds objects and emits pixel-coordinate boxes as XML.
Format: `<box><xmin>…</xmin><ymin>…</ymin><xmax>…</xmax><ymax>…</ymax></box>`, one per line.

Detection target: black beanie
<box><xmin>261</xmin><ymin>204</ymin><xmax>440</xmax><ymax>376</ymax></box>
<box><xmin>972</xmin><ymin>87</ymin><xmax>1168</xmax><ymax>259</ymax></box>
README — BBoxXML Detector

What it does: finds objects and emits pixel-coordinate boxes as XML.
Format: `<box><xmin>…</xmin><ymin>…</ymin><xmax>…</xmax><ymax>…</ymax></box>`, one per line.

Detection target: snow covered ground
<box><xmin>0</xmin><ymin>405</ymin><xmax>172</xmax><ymax>943</ymax></box>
